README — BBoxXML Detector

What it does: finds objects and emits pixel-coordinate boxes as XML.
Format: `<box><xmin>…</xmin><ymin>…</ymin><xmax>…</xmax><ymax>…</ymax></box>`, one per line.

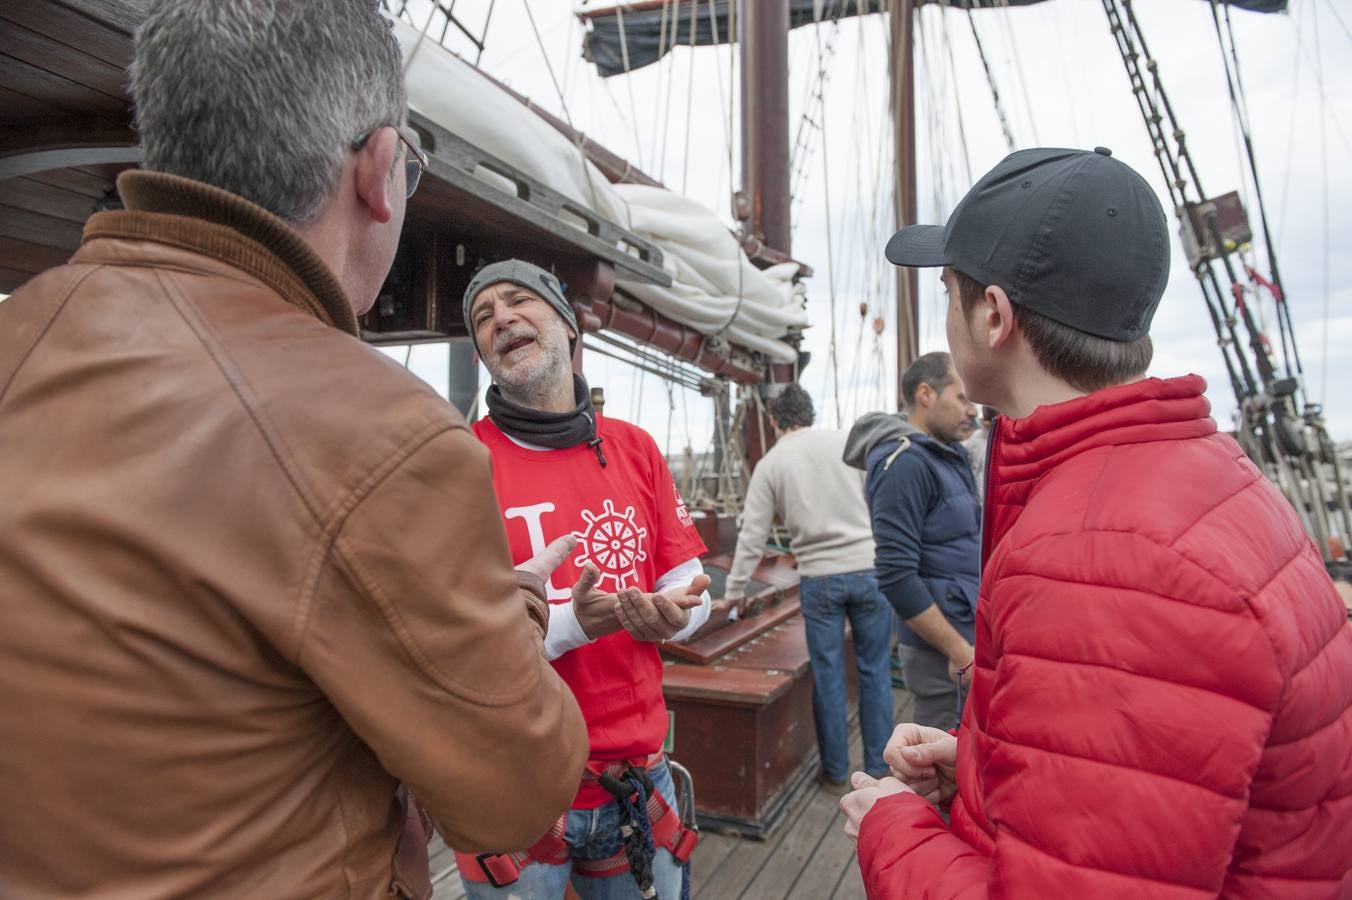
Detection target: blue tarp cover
<box><xmin>582</xmin><ymin>0</ymin><xmax>1288</xmax><ymax>78</ymax></box>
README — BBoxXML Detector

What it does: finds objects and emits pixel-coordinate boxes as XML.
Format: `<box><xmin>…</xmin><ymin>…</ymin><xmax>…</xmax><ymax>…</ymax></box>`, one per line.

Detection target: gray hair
<box><xmin>131</xmin><ymin>0</ymin><xmax>406</xmax><ymax>224</ymax></box>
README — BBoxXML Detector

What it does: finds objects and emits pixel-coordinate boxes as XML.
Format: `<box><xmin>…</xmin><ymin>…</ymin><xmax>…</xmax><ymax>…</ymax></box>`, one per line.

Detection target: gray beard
<box><xmin>490</xmin><ymin>342</ymin><xmax>573</xmax><ymax>411</ymax></box>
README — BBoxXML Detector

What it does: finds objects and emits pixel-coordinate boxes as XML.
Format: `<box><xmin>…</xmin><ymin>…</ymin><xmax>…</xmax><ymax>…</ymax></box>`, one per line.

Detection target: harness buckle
<box><xmin>475</xmin><ymin>853</ymin><xmax>521</xmax><ymax>888</ymax></box>
<box><xmin>670</xmin><ymin>826</ymin><xmax>700</xmax><ymax>864</ymax></box>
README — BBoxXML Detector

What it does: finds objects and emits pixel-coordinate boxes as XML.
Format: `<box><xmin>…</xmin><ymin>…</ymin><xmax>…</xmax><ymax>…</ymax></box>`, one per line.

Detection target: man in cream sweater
<box><xmin>724</xmin><ymin>384</ymin><xmax>893</xmax><ymax>792</ymax></box>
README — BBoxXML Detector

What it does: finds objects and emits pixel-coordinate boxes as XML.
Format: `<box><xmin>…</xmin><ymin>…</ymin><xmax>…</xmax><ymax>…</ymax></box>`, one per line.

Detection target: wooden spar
<box><xmin>573</xmin><ymin>288</ymin><xmax>771</xmax><ymax>385</ymax></box>
<box><xmin>579</xmin><ymin>0</ymin><xmax>684</xmax><ymax>18</ymax></box>
<box><xmin>734</xmin><ymin>0</ymin><xmax>794</xmax><ymax>471</ymax></box>
<box><xmin>890</xmin><ymin>0</ymin><xmax>920</xmax><ymax>404</ymax></box>
<box><xmin>740</xmin><ymin>0</ymin><xmax>793</xmax><ymax>257</ymax></box>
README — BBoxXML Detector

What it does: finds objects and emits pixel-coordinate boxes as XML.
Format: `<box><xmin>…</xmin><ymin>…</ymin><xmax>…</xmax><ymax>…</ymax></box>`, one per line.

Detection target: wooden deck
<box><xmin>429</xmin><ymin>687</ymin><xmax>913</xmax><ymax>899</ymax></box>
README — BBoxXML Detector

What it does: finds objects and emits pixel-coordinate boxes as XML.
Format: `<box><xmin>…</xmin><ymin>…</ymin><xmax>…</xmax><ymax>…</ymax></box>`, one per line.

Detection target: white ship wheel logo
<box><xmin>572</xmin><ymin>499</ymin><xmax>649</xmax><ymax>591</ymax></box>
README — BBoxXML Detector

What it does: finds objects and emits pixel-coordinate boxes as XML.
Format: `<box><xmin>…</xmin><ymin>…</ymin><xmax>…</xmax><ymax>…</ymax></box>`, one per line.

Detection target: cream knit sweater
<box><xmin>724</xmin><ymin>428</ymin><xmax>877</xmax><ymax>596</ymax></box>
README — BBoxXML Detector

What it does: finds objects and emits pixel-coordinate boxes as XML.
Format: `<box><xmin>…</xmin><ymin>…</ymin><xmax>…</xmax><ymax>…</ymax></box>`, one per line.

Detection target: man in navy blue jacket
<box><xmin>844</xmin><ymin>352</ymin><xmax>981</xmax><ymax>729</ymax></box>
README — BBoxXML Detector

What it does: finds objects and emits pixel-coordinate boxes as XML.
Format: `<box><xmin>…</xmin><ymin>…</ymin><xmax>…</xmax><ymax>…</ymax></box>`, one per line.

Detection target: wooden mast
<box><xmin>737</xmin><ymin>0</ymin><xmax>793</xmax><ymax>474</ymax></box>
<box><xmin>739</xmin><ymin>0</ymin><xmax>792</xmax><ymax>257</ymax></box>
<box><xmin>889</xmin><ymin>0</ymin><xmax>919</xmax><ymax>406</ymax></box>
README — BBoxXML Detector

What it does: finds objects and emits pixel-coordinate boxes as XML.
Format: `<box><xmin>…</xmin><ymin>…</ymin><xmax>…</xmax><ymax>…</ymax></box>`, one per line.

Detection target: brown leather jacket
<box><xmin>0</xmin><ymin>171</ymin><xmax>587</xmax><ymax>899</ymax></box>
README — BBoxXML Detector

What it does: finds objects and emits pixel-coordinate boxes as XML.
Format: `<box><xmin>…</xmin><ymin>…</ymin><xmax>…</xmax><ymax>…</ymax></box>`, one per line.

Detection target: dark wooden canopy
<box><xmin>0</xmin><ymin>0</ymin><xmax>799</xmax><ymax>384</ymax></box>
<box><xmin>0</xmin><ymin>1</ymin><xmax>671</xmax><ymax>307</ymax></box>
<box><xmin>0</xmin><ymin>1</ymin><xmax>145</xmax><ymax>293</ymax></box>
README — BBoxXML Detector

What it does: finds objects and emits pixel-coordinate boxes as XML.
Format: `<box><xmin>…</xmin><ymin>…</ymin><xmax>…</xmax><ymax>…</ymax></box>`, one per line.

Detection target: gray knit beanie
<box><xmin>462</xmin><ymin>259</ymin><xmax>578</xmax><ymax>353</ymax></box>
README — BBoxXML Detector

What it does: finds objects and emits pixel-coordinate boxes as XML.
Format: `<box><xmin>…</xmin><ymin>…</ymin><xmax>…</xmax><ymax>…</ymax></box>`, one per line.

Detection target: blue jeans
<box><xmin>462</xmin><ymin>762</ymin><xmax>684</xmax><ymax>900</ymax></box>
<box><xmin>798</xmin><ymin>570</ymin><xmax>895</xmax><ymax>781</ymax></box>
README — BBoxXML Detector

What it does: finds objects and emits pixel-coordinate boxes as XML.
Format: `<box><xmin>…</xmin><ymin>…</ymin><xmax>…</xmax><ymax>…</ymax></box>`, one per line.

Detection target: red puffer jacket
<box><xmin>857</xmin><ymin>376</ymin><xmax>1352</xmax><ymax>898</ymax></box>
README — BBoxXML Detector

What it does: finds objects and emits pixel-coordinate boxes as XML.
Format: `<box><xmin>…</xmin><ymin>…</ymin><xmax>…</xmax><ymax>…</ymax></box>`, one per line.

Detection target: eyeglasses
<box><xmin>350</xmin><ymin>124</ymin><xmax>428</xmax><ymax>198</ymax></box>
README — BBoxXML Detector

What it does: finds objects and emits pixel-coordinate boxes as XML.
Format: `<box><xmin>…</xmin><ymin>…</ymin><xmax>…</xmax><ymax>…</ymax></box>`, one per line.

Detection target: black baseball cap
<box><xmin>885</xmin><ymin>147</ymin><xmax>1169</xmax><ymax>341</ymax></box>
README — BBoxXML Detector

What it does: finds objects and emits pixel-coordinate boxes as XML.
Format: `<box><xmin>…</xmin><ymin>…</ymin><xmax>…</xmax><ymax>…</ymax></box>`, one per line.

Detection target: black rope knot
<box><xmin>599</xmin><ymin>766</ymin><xmax>657</xmax><ymax>899</ymax></box>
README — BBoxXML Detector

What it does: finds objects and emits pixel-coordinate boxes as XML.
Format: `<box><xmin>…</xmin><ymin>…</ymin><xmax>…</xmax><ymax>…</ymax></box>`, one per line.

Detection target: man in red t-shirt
<box><xmin>455</xmin><ymin>259</ymin><xmax>712</xmax><ymax>900</ymax></box>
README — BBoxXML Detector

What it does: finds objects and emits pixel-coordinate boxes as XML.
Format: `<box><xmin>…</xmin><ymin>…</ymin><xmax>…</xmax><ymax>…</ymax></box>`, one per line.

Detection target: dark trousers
<box><xmin>899</xmin><ymin>643</ymin><xmax>964</xmax><ymax>731</ymax></box>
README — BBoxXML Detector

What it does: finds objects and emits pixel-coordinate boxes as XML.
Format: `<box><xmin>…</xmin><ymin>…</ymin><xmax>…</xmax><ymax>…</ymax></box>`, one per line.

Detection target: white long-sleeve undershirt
<box><xmin>542</xmin><ymin>555</ymin><xmax>711</xmax><ymax>660</ymax></box>
<box><xmin>500</xmin><ymin>433</ymin><xmax>711</xmax><ymax>660</ymax></box>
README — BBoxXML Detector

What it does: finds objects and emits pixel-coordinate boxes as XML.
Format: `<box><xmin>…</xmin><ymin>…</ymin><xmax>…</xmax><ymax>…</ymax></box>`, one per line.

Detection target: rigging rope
<box><xmin>854</xmin><ymin>11</ymin><xmax>893</xmax><ymax>416</ymax></box>
<box><xmin>706</xmin><ymin>0</ymin><xmax>738</xmax><ymax>206</ymax></box>
<box><xmin>520</xmin><ymin>0</ymin><xmax>606</xmax><ymax>216</ymax></box>
<box><xmin>700</xmin><ymin>0</ymin><xmax>746</xmax><ymax>342</ymax></box>
<box><xmin>864</xmin><ymin>16</ymin><xmax>892</xmax><ymax>411</ymax></box>
<box><xmin>1102</xmin><ymin>0</ymin><xmax>1255</xmax><ymax>404</ymax></box>
<box><xmin>917</xmin><ymin>2</ymin><xmax>962</xmax><ymax>356</ymax></box>
<box><xmin>727</xmin><ymin>0</ymin><xmax>738</xmax><ymax>212</ymax></box>
<box><xmin>649</xmin><ymin>0</ymin><xmax>674</xmax><ymax>178</ymax></box>
<box><xmin>399</xmin><ymin>0</ymin><xmax>443</xmax><ymax>77</ymax></box>
<box><xmin>582</xmin><ymin>336</ymin><xmax>705</xmax><ymax>393</ymax></box>
<box><xmin>964</xmin><ymin>6</ymin><xmax>1016</xmax><ymax>152</ymax></box>
<box><xmin>937</xmin><ymin>2</ymin><xmax>973</xmax><ymax>187</ymax></box>
<box><xmin>1325</xmin><ymin>0</ymin><xmax>1352</xmax><ymax>46</ymax></box>
<box><xmin>560</xmin><ymin>6</ymin><xmax>577</xmax><ymax>99</ymax></box>
<box><xmin>1274</xmin><ymin>4</ymin><xmax>1301</xmax><ymax>257</ymax></box>
<box><xmin>613</xmin><ymin>8</ymin><xmax>647</xmax><ymax>171</ymax></box>
<box><xmin>996</xmin><ymin>0</ymin><xmax>1041</xmax><ymax>145</ymax></box>
<box><xmin>680</xmin><ymin>0</ymin><xmax>698</xmax><ymax>195</ymax></box>
<box><xmin>658</xmin><ymin>0</ymin><xmax>679</xmax><ymax>181</ymax></box>
<box><xmin>1102</xmin><ymin>0</ymin><xmax>1350</xmax><ymax>561</ymax></box>
<box><xmin>664</xmin><ymin>376</ymin><xmax>676</xmax><ymax>459</ymax></box>
<box><xmin>1309</xmin><ymin>0</ymin><xmax>1330</xmax><ymax>408</ymax></box>
<box><xmin>659</xmin><ymin>79</ymin><xmax>679</xmax><ymax>188</ymax></box>
<box><xmin>1209</xmin><ymin>0</ymin><xmax>1303</xmax><ymax>388</ymax></box>
<box><xmin>789</xmin><ymin>0</ymin><xmax>843</xmax><ymax>215</ymax></box>
<box><xmin>914</xmin><ymin>9</ymin><xmax>936</xmax><ymax>355</ymax></box>
<box><xmin>811</xmin><ymin>10</ymin><xmax>843</xmax><ymax>428</ymax></box>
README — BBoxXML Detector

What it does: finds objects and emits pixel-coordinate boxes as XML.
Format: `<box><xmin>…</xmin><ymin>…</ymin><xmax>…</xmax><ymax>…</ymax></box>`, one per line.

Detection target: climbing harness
<box><xmin>465</xmin><ymin>755</ymin><xmax>700</xmax><ymax>894</ymax></box>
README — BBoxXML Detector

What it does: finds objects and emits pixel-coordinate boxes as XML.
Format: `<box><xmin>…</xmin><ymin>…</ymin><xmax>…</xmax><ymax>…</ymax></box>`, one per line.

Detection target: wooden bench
<box><xmin>661</xmin><ymin>553</ymin><xmax>856</xmax><ymax>838</ymax></box>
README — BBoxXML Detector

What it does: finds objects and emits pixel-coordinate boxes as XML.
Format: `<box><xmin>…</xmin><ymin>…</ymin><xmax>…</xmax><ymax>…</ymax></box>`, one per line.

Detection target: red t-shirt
<box><xmin>472</xmin><ymin>415</ymin><xmax>706</xmax><ymax>809</ymax></box>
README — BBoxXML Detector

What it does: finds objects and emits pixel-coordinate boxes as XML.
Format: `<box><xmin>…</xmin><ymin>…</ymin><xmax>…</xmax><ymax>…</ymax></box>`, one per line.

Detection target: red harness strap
<box><xmin>646</xmin><ymin>789</ymin><xmax>700</xmax><ymax>864</ymax></box>
<box><xmin>457</xmin><ymin>755</ymin><xmax>700</xmax><ymax>887</ymax></box>
<box><xmin>469</xmin><ymin>816</ymin><xmax>569</xmax><ymax>888</ymax></box>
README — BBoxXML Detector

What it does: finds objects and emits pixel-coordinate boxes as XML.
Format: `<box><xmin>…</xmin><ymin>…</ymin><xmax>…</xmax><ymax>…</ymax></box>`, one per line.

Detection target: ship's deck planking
<box><xmin>430</xmin><ymin>687</ymin><xmax>914</xmax><ymax>899</ymax></box>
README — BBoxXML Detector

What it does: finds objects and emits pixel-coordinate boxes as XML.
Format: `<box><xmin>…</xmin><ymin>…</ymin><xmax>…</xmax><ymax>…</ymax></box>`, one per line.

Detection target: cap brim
<box><xmin>885</xmin><ymin>225</ymin><xmax>948</xmax><ymax>267</ymax></box>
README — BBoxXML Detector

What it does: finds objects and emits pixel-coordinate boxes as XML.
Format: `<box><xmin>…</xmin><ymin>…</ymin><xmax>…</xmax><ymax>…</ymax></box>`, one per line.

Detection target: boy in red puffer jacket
<box><xmin>842</xmin><ymin>147</ymin><xmax>1352</xmax><ymax>898</ymax></box>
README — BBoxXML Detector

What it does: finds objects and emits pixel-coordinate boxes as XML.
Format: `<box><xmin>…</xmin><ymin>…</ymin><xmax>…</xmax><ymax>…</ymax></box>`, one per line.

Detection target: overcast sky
<box><xmin>387</xmin><ymin>0</ymin><xmax>1350</xmax><ymax>457</ymax></box>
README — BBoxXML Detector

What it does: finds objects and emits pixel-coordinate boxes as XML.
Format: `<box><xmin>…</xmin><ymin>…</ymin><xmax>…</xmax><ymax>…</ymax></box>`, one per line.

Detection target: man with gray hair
<box><xmin>0</xmin><ymin>3</ymin><xmax>586</xmax><ymax>898</ymax></box>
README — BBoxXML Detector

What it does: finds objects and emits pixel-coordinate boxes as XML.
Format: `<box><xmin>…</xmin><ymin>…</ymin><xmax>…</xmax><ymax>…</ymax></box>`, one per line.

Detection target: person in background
<box><xmin>1329</xmin><ymin>561</ymin><xmax>1352</xmax><ymax>617</ymax></box>
<box><xmin>843</xmin><ymin>352</ymin><xmax>980</xmax><ymax>732</ymax></box>
<box><xmin>458</xmin><ymin>259</ymin><xmax>711</xmax><ymax>900</ymax></box>
<box><xmin>962</xmin><ymin>405</ymin><xmax>999</xmax><ymax>494</ymax></box>
<box><xmin>723</xmin><ymin>383</ymin><xmax>894</xmax><ymax>794</ymax></box>
<box><xmin>845</xmin><ymin>146</ymin><xmax>1352</xmax><ymax>897</ymax></box>
<box><xmin>0</xmin><ymin>3</ymin><xmax>587</xmax><ymax>898</ymax></box>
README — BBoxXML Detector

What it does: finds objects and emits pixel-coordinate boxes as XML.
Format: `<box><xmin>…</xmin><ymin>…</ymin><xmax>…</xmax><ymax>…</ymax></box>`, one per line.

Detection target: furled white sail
<box><xmin>393</xmin><ymin>18</ymin><xmax>807</xmax><ymax>364</ymax></box>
